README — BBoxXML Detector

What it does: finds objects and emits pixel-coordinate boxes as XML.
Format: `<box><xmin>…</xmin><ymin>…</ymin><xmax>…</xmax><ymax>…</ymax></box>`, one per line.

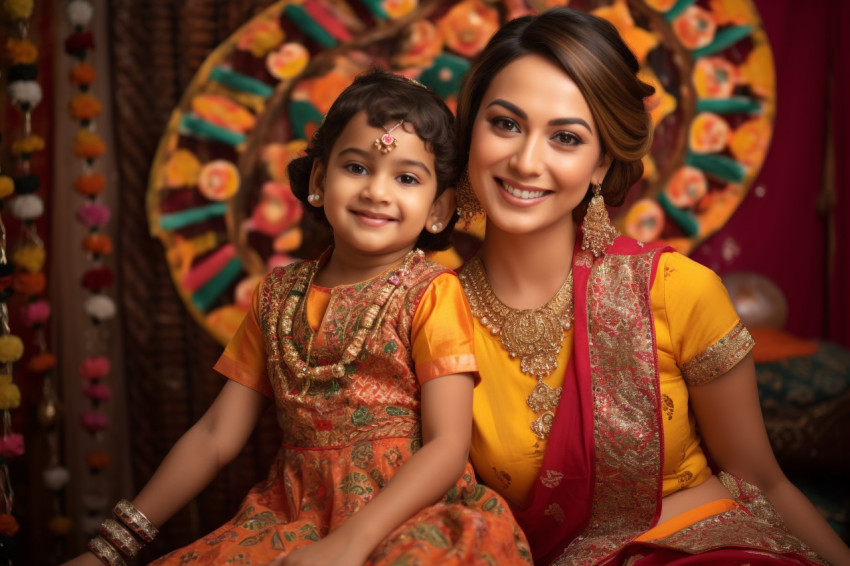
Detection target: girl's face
<box><xmin>309</xmin><ymin>111</ymin><xmax>450</xmax><ymax>263</ymax></box>
<box><xmin>467</xmin><ymin>54</ymin><xmax>611</xmax><ymax>238</ymax></box>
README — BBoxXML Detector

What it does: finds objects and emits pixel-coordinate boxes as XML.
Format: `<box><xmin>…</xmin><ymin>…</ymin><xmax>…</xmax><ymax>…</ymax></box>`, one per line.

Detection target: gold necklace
<box><xmin>459</xmin><ymin>256</ymin><xmax>574</xmax><ymax>439</ymax></box>
<box><xmin>279</xmin><ymin>249</ymin><xmax>422</xmax><ymax>395</ymax></box>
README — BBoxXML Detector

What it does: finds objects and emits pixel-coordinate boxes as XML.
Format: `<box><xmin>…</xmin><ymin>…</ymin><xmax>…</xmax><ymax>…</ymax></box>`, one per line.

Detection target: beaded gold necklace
<box><xmin>459</xmin><ymin>256</ymin><xmax>574</xmax><ymax>439</ymax></box>
<box><xmin>279</xmin><ymin>249</ymin><xmax>423</xmax><ymax>395</ymax></box>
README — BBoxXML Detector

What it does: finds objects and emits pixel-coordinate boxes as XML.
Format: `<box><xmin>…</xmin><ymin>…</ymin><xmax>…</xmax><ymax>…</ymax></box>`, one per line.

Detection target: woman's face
<box><xmin>467</xmin><ymin>54</ymin><xmax>610</xmax><ymax>237</ymax></box>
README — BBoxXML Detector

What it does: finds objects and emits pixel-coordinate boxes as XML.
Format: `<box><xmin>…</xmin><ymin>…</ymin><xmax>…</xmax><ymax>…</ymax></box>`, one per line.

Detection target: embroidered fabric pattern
<box><xmin>260</xmin><ymin>255</ymin><xmax>440</xmax><ymax>448</ymax></box>
<box><xmin>682</xmin><ymin>322</ymin><xmax>755</xmax><ymax>385</ymax></box>
<box><xmin>653</xmin><ymin>498</ymin><xmax>825</xmax><ymax>564</ymax></box>
<box><xmin>560</xmin><ymin>250</ymin><xmax>662</xmax><ymax>564</ymax></box>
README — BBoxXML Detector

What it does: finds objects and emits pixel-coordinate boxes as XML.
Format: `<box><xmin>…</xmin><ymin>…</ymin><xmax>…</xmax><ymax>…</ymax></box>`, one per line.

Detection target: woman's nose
<box><xmin>509</xmin><ymin>137</ymin><xmax>545</xmax><ymax>177</ymax></box>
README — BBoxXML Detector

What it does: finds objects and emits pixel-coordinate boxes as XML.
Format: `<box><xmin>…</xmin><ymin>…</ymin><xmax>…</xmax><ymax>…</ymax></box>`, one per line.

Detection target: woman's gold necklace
<box><xmin>460</xmin><ymin>256</ymin><xmax>574</xmax><ymax>440</ymax></box>
<box><xmin>279</xmin><ymin>249</ymin><xmax>422</xmax><ymax>396</ymax></box>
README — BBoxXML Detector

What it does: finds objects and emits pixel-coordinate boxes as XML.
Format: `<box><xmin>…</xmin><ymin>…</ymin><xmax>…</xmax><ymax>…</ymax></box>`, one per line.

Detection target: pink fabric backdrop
<box><xmin>690</xmin><ymin>0</ymin><xmax>848</xmax><ymax>347</ymax></box>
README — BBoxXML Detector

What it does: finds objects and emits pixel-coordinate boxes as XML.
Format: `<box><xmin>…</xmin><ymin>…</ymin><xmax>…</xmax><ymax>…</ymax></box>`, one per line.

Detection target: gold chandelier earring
<box><xmin>456</xmin><ymin>169</ymin><xmax>485</xmax><ymax>226</ymax></box>
<box><xmin>581</xmin><ymin>183</ymin><xmax>618</xmax><ymax>257</ymax></box>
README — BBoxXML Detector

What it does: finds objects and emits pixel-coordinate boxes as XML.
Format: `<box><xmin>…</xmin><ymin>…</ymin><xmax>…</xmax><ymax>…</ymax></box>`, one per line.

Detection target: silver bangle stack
<box><xmin>87</xmin><ymin>499</ymin><xmax>159</xmax><ymax>565</ymax></box>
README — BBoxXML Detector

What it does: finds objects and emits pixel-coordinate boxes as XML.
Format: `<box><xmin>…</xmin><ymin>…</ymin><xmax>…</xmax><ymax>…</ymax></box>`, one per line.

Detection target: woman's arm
<box><xmin>62</xmin><ymin>380</ymin><xmax>270</xmax><ymax>565</ymax></box>
<box><xmin>279</xmin><ymin>372</ymin><xmax>475</xmax><ymax>566</ymax></box>
<box><xmin>689</xmin><ymin>353</ymin><xmax>850</xmax><ymax>566</ymax></box>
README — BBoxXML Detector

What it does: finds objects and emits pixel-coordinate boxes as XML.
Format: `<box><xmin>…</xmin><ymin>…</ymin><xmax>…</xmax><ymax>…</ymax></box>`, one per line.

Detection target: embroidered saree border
<box><xmin>635</xmin><ymin>472</ymin><xmax>825</xmax><ymax>564</ymax></box>
<box><xmin>557</xmin><ymin>249</ymin><xmax>664</xmax><ymax>565</ymax></box>
<box><xmin>682</xmin><ymin>321</ymin><xmax>755</xmax><ymax>386</ymax></box>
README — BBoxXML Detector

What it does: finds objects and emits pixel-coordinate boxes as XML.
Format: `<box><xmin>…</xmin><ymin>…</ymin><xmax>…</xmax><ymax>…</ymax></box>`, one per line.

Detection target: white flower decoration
<box><xmin>10</xmin><ymin>194</ymin><xmax>45</xmax><ymax>221</ymax></box>
<box><xmin>43</xmin><ymin>466</ymin><xmax>71</xmax><ymax>491</ymax></box>
<box><xmin>66</xmin><ymin>0</ymin><xmax>94</xmax><ymax>27</ymax></box>
<box><xmin>84</xmin><ymin>294</ymin><xmax>116</xmax><ymax>321</ymax></box>
<box><xmin>7</xmin><ymin>81</ymin><xmax>43</xmax><ymax>110</ymax></box>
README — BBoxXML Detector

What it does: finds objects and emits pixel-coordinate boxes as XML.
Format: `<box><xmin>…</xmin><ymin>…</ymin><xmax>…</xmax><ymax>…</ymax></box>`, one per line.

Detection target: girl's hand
<box><xmin>270</xmin><ymin>528</ymin><xmax>371</xmax><ymax>566</ymax></box>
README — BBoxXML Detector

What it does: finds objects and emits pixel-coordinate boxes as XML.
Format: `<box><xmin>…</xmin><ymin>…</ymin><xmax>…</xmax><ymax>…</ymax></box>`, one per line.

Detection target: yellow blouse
<box><xmin>470</xmin><ymin>252</ymin><xmax>749</xmax><ymax>508</ymax></box>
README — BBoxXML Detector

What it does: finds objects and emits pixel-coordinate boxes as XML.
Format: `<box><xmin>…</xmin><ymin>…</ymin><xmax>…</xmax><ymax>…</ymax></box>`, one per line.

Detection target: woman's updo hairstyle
<box><xmin>456</xmin><ymin>7</ymin><xmax>655</xmax><ymax>220</ymax></box>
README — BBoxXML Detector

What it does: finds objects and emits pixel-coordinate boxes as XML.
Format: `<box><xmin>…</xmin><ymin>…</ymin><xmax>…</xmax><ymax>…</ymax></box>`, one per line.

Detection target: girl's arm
<box><xmin>689</xmin><ymin>353</ymin><xmax>850</xmax><ymax>566</ymax></box>
<box><xmin>62</xmin><ymin>380</ymin><xmax>270</xmax><ymax>566</ymax></box>
<box><xmin>279</xmin><ymin>372</ymin><xmax>475</xmax><ymax>566</ymax></box>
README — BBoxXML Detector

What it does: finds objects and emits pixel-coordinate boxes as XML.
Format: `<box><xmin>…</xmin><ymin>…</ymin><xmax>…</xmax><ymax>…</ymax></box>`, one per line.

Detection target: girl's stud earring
<box><xmin>307</xmin><ymin>194</ymin><xmax>321</xmax><ymax>204</ymax></box>
<box><xmin>431</xmin><ymin>222</ymin><xmax>443</xmax><ymax>232</ymax></box>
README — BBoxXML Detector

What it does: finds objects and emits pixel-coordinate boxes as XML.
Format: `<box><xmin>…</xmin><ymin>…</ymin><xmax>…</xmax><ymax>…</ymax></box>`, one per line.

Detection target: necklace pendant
<box><xmin>527</xmin><ymin>381</ymin><xmax>562</xmax><ymax>414</ymax></box>
<box><xmin>530</xmin><ymin>411</ymin><xmax>555</xmax><ymax>440</ymax></box>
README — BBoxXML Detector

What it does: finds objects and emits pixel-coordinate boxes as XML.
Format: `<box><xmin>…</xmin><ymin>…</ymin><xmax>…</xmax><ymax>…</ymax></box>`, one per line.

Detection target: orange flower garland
<box><xmin>2</xmin><ymin>0</ymin><xmax>59</xmax><ymax>557</ymax></box>
<box><xmin>66</xmin><ymin>0</ymin><xmax>119</xmax><ymax>538</ymax></box>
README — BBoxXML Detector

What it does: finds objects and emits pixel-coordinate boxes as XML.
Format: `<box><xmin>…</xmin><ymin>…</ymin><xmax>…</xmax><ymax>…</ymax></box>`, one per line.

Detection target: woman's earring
<box><xmin>307</xmin><ymin>193</ymin><xmax>322</xmax><ymax>205</ymax></box>
<box><xmin>581</xmin><ymin>183</ymin><xmax>618</xmax><ymax>257</ymax></box>
<box><xmin>456</xmin><ymin>169</ymin><xmax>485</xmax><ymax>226</ymax></box>
<box><xmin>430</xmin><ymin>221</ymin><xmax>444</xmax><ymax>233</ymax></box>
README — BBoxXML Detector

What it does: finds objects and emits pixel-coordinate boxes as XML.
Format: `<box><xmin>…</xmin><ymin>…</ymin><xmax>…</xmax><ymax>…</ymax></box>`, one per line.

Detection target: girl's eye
<box><xmin>553</xmin><ymin>131</ymin><xmax>582</xmax><ymax>146</ymax></box>
<box><xmin>397</xmin><ymin>174</ymin><xmax>420</xmax><ymax>186</ymax></box>
<box><xmin>345</xmin><ymin>163</ymin><xmax>368</xmax><ymax>175</ymax></box>
<box><xmin>490</xmin><ymin>116</ymin><xmax>520</xmax><ymax>133</ymax></box>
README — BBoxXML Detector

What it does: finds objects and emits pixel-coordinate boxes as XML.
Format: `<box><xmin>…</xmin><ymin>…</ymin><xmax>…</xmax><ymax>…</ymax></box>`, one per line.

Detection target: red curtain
<box><xmin>690</xmin><ymin>0</ymin><xmax>848</xmax><ymax>347</ymax></box>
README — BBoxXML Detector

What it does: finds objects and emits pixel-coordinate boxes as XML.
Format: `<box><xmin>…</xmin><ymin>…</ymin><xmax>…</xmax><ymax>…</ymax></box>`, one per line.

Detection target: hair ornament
<box><xmin>374</xmin><ymin>119</ymin><xmax>404</xmax><ymax>154</ymax></box>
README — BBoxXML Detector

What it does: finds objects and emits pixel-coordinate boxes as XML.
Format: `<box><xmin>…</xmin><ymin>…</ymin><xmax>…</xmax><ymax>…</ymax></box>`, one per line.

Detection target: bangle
<box><xmin>87</xmin><ymin>535</ymin><xmax>128</xmax><ymax>566</ymax></box>
<box><xmin>112</xmin><ymin>499</ymin><xmax>158</xmax><ymax>543</ymax></box>
<box><xmin>100</xmin><ymin>518</ymin><xmax>143</xmax><ymax>557</ymax></box>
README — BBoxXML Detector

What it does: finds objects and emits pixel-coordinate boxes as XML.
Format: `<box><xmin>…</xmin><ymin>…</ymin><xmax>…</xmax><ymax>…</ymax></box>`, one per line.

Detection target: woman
<box><xmin>455</xmin><ymin>7</ymin><xmax>850</xmax><ymax>566</ymax></box>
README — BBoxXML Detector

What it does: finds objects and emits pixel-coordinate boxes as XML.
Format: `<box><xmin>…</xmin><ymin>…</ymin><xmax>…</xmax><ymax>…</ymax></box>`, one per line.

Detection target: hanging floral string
<box><xmin>1</xmin><ymin>0</ymin><xmax>52</xmax><ymax>557</ymax></box>
<box><xmin>65</xmin><ymin>0</ymin><xmax>118</xmax><ymax>537</ymax></box>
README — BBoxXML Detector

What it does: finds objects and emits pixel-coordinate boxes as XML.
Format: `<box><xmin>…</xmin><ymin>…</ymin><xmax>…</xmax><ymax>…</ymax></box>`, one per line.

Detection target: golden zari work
<box><xmin>460</xmin><ymin>256</ymin><xmax>574</xmax><ymax>439</ymax></box>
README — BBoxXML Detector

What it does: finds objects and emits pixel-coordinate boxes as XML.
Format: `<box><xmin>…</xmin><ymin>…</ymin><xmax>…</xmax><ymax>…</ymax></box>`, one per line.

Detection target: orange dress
<box><xmin>151</xmin><ymin>254</ymin><xmax>531</xmax><ymax>565</ymax></box>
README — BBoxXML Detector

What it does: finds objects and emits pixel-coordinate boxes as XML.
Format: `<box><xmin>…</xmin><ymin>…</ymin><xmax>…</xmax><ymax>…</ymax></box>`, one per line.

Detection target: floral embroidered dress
<box><xmin>152</xmin><ymin>252</ymin><xmax>531</xmax><ymax>565</ymax></box>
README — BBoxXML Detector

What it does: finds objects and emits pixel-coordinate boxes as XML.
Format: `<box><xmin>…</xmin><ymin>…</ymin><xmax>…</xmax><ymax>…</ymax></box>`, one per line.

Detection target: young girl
<box><xmin>67</xmin><ymin>71</ymin><xmax>531</xmax><ymax>566</ymax></box>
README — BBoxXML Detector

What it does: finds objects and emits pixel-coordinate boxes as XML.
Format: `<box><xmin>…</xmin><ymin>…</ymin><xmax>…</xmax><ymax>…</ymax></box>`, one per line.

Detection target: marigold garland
<box><xmin>4</xmin><ymin>38</ymin><xmax>38</xmax><ymax>64</ymax></box>
<box><xmin>65</xmin><ymin>0</ymin><xmax>119</xmax><ymax>538</ymax></box>
<box><xmin>69</xmin><ymin>62</ymin><xmax>96</xmax><ymax>86</ymax></box>
<box><xmin>1</xmin><ymin>0</ymin><xmax>44</xmax><ymax>552</ymax></box>
<box><xmin>73</xmin><ymin>172</ymin><xmax>105</xmax><ymax>196</ymax></box>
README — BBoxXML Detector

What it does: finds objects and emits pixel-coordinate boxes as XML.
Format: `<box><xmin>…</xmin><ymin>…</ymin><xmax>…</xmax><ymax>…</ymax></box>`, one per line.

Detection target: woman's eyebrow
<box><xmin>486</xmin><ymin>98</ymin><xmax>592</xmax><ymax>132</ymax></box>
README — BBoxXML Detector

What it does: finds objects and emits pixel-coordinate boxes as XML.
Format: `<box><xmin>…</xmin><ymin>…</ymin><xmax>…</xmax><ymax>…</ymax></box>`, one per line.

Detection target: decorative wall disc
<box><xmin>147</xmin><ymin>0</ymin><xmax>776</xmax><ymax>344</ymax></box>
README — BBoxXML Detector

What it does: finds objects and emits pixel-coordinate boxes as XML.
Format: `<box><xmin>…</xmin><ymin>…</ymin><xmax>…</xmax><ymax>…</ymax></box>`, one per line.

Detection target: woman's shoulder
<box><xmin>653</xmin><ymin>251</ymin><xmax>725</xmax><ymax>296</ymax></box>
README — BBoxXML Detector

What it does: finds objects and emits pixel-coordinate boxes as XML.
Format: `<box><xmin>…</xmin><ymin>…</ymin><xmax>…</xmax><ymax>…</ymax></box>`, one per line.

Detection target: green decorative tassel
<box><xmin>696</xmin><ymin>97</ymin><xmax>762</xmax><ymax>115</ymax></box>
<box><xmin>284</xmin><ymin>4</ymin><xmax>337</xmax><ymax>48</ymax></box>
<box><xmin>686</xmin><ymin>151</ymin><xmax>747</xmax><ymax>183</ymax></box>
<box><xmin>656</xmin><ymin>192</ymin><xmax>699</xmax><ymax>237</ymax></box>
<box><xmin>692</xmin><ymin>26</ymin><xmax>753</xmax><ymax>58</ymax></box>
<box><xmin>289</xmin><ymin>100</ymin><xmax>324</xmax><ymax>140</ymax></box>
<box><xmin>191</xmin><ymin>257</ymin><xmax>243</xmax><ymax>311</ymax></box>
<box><xmin>159</xmin><ymin>203</ymin><xmax>228</xmax><ymax>231</ymax></box>
<box><xmin>209</xmin><ymin>66</ymin><xmax>274</xmax><ymax>98</ymax></box>
<box><xmin>180</xmin><ymin>114</ymin><xmax>246</xmax><ymax>146</ymax></box>
<box><xmin>358</xmin><ymin>0</ymin><xmax>388</xmax><ymax>19</ymax></box>
<box><xmin>663</xmin><ymin>0</ymin><xmax>698</xmax><ymax>22</ymax></box>
<box><xmin>419</xmin><ymin>54</ymin><xmax>470</xmax><ymax>100</ymax></box>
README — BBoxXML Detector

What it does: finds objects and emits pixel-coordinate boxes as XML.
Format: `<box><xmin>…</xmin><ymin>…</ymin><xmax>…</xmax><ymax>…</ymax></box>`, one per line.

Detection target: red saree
<box><xmin>514</xmin><ymin>237</ymin><xmax>824</xmax><ymax>566</ymax></box>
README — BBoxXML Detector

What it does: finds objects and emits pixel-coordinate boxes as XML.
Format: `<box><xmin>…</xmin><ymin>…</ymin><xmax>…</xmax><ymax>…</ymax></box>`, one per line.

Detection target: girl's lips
<box><xmin>497</xmin><ymin>178</ymin><xmax>550</xmax><ymax>205</ymax></box>
<box><xmin>351</xmin><ymin>209</ymin><xmax>396</xmax><ymax>226</ymax></box>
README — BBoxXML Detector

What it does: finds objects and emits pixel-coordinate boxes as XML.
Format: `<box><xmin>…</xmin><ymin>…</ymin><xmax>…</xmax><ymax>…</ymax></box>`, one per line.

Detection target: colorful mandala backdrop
<box><xmin>147</xmin><ymin>0</ymin><xmax>776</xmax><ymax>344</ymax></box>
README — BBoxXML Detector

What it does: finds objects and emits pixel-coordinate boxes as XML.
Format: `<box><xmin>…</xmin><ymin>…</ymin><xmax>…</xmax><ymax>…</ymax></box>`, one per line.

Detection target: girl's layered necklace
<box><xmin>460</xmin><ymin>256</ymin><xmax>574</xmax><ymax>440</ymax></box>
<box><xmin>279</xmin><ymin>249</ymin><xmax>423</xmax><ymax>395</ymax></box>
